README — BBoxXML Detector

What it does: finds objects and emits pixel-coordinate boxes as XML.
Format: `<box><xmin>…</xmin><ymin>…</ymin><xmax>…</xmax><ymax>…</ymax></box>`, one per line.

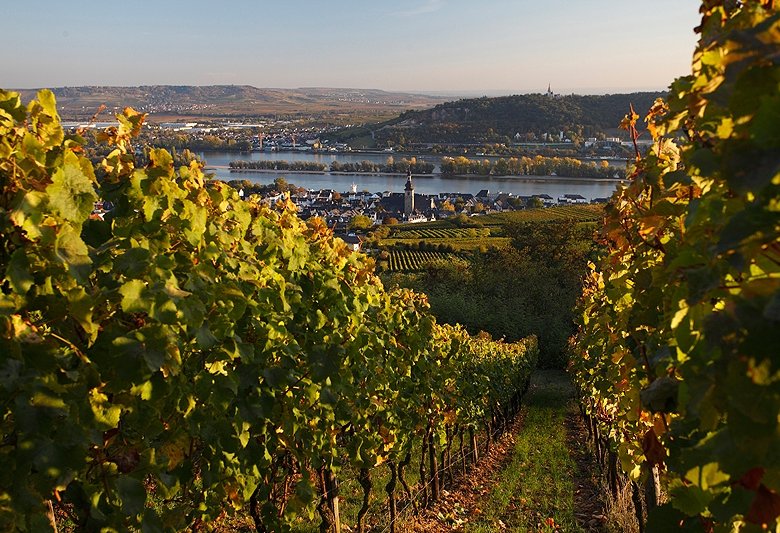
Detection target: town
<box><xmin>223</xmin><ymin>171</ymin><xmax>606</xmax><ymax>241</ymax></box>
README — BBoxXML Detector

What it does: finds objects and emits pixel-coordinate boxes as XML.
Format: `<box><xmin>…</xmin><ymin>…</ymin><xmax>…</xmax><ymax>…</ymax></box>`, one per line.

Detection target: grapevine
<box><xmin>0</xmin><ymin>89</ymin><xmax>537</xmax><ymax>531</ymax></box>
<box><xmin>572</xmin><ymin>1</ymin><xmax>780</xmax><ymax>530</ymax></box>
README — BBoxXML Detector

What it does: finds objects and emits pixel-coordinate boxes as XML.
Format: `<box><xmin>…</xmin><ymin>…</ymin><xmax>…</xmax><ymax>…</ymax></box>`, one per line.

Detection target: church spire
<box><xmin>404</xmin><ymin>169</ymin><xmax>414</xmax><ymax>216</ymax></box>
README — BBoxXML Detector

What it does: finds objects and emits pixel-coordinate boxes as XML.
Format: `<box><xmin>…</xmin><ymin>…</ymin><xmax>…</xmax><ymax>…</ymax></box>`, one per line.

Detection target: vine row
<box><xmin>0</xmin><ymin>89</ymin><xmax>537</xmax><ymax>531</ymax></box>
<box><xmin>572</xmin><ymin>2</ymin><xmax>779</xmax><ymax>530</ymax></box>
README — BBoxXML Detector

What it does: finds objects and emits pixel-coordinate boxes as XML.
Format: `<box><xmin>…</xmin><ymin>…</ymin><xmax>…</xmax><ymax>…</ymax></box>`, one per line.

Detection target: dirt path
<box><xmin>405</xmin><ymin>410</ymin><xmax>529</xmax><ymax>532</ymax></box>
<box><xmin>566</xmin><ymin>407</ymin><xmax>609</xmax><ymax>532</ymax></box>
<box><xmin>409</xmin><ymin>370</ymin><xmax>607</xmax><ymax>532</ymax></box>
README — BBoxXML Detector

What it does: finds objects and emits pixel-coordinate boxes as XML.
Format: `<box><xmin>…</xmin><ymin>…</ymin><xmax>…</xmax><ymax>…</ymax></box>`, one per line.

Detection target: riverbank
<box><xmin>214</xmin><ymin>167</ymin><xmax>417</xmax><ymax>178</ymax></box>
<box><xmin>444</xmin><ymin>173</ymin><xmax>626</xmax><ymax>183</ymax></box>
<box><xmin>199</xmin><ymin>154</ymin><xmax>623</xmax><ymax>197</ymax></box>
<box><xmin>200</xmin><ymin>148</ymin><xmax>631</xmax><ymax>165</ymax></box>
<box><xmin>208</xmin><ymin>166</ymin><xmax>626</xmax><ymax>183</ymax></box>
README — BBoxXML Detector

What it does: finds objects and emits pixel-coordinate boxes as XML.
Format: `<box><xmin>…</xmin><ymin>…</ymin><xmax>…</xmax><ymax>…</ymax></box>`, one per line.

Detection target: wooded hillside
<box><xmin>369</xmin><ymin>92</ymin><xmax>665</xmax><ymax>145</ymax></box>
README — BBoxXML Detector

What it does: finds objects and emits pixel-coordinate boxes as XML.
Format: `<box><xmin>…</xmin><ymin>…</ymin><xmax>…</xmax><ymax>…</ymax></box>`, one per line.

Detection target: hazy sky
<box><xmin>4</xmin><ymin>0</ymin><xmax>701</xmax><ymax>94</ymax></box>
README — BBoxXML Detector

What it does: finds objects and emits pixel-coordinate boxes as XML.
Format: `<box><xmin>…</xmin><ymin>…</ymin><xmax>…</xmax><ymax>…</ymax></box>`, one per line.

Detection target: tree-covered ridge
<box><xmin>0</xmin><ymin>89</ymin><xmax>537</xmax><ymax>531</ymax></box>
<box><xmin>572</xmin><ymin>1</ymin><xmax>779</xmax><ymax>530</ymax></box>
<box><xmin>369</xmin><ymin>91</ymin><xmax>665</xmax><ymax>145</ymax></box>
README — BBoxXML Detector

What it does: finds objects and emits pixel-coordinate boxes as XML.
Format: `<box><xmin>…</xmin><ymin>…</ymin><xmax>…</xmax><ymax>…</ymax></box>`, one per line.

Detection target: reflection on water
<box><xmin>199</xmin><ymin>151</ymin><xmax>624</xmax><ymax>200</ymax></box>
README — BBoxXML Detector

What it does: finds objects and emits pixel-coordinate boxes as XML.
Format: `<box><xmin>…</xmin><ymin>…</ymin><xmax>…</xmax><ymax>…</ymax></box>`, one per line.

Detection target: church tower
<box><xmin>404</xmin><ymin>169</ymin><xmax>414</xmax><ymax>216</ymax></box>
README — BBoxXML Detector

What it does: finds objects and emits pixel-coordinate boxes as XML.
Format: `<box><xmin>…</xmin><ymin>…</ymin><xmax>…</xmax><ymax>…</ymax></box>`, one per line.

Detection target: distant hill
<box><xmin>14</xmin><ymin>85</ymin><xmax>449</xmax><ymax>123</ymax></box>
<box><xmin>359</xmin><ymin>92</ymin><xmax>665</xmax><ymax>146</ymax></box>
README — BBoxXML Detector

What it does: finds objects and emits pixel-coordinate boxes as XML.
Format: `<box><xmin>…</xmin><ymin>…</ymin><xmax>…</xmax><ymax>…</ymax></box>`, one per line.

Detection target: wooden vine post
<box><xmin>419</xmin><ymin>431</ymin><xmax>429</xmax><ymax>506</ymax></box>
<box><xmin>326</xmin><ymin>470</ymin><xmax>341</xmax><ymax>533</ymax></box>
<box><xmin>317</xmin><ymin>467</ymin><xmax>340</xmax><ymax>533</ymax></box>
<box><xmin>470</xmin><ymin>427</ymin><xmax>479</xmax><ymax>464</ymax></box>
<box><xmin>428</xmin><ymin>427</ymin><xmax>440</xmax><ymax>502</ymax></box>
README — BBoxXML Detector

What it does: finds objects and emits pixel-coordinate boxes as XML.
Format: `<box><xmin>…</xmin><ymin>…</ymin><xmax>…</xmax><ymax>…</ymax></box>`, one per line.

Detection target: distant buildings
<box><xmin>558</xmin><ymin>193</ymin><xmax>588</xmax><ymax>204</ymax></box>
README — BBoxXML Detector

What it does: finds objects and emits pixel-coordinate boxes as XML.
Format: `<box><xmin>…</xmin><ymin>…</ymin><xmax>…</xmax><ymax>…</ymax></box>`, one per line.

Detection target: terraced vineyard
<box><xmin>387</xmin><ymin>250</ymin><xmax>461</xmax><ymax>271</ymax></box>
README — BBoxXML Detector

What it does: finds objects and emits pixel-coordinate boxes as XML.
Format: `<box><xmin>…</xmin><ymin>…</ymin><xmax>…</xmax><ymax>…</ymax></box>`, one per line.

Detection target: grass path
<box><xmin>287</xmin><ymin>369</ymin><xmax>607</xmax><ymax>532</ymax></box>
<box><xmin>463</xmin><ymin>369</ymin><xmax>599</xmax><ymax>533</ymax></box>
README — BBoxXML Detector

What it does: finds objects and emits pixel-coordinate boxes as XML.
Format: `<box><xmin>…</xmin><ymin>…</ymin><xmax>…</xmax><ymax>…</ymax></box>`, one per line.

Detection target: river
<box><xmin>198</xmin><ymin>151</ymin><xmax>626</xmax><ymax>200</ymax></box>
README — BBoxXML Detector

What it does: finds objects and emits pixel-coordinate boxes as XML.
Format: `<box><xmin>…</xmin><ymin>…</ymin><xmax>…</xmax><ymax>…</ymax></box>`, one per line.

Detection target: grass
<box><xmin>289</xmin><ymin>435</ymin><xmax>493</xmax><ymax>532</ymax></box>
<box><xmin>465</xmin><ymin>370</ymin><xmax>582</xmax><ymax>533</ymax></box>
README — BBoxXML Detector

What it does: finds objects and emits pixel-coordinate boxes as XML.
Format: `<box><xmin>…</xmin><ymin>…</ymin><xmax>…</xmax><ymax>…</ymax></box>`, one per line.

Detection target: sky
<box><xmin>3</xmin><ymin>0</ymin><xmax>702</xmax><ymax>94</ymax></box>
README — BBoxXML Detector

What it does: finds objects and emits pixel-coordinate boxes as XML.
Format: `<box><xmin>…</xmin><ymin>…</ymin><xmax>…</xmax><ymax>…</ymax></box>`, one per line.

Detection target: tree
<box><xmin>273</xmin><ymin>176</ymin><xmax>289</xmax><ymax>193</ymax></box>
<box><xmin>504</xmin><ymin>219</ymin><xmax>595</xmax><ymax>272</ymax></box>
<box><xmin>348</xmin><ymin>214</ymin><xmax>373</xmax><ymax>231</ymax></box>
<box><xmin>440</xmin><ymin>200</ymin><xmax>455</xmax><ymax>212</ymax></box>
<box><xmin>371</xmin><ymin>225</ymin><xmax>391</xmax><ymax>240</ymax></box>
<box><xmin>493</xmin><ymin>158</ymin><xmax>509</xmax><ymax>176</ymax></box>
<box><xmin>382</xmin><ymin>216</ymin><xmax>399</xmax><ymax>225</ymax></box>
<box><xmin>507</xmin><ymin>197</ymin><xmax>524</xmax><ymax>209</ymax></box>
<box><xmin>529</xmin><ymin>197</ymin><xmax>544</xmax><ymax>209</ymax></box>
<box><xmin>448</xmin><ymin>213</ymin><xmax>482</xmax><ymax>228</ymax></box>
<box><xmin>454</xmin><ymin>197</ymin><xmax>465</xmax><ymax>211</ymax></box>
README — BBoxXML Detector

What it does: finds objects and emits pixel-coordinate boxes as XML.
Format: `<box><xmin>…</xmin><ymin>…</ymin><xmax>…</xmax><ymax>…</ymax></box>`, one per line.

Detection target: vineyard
<box><xmin>0</xmin><ymin>90</ymin><xmax>539</xmax><ymax>532</ymax></box>
<box><xmin>390</xmin><ymin>204</ymin><xmax>603</xmax><ymax>233</ymax></box>
<box><xmin>1</xmin><ymin>1</ymin><xmax>777</xmax><ymax>531</ymax></box>
<box><xmin>375</xmin><ymin>206</ymin><xmax>602</xmax><ymax>272</ymax></box>
<box><xmin>478</xmin><ymin>204</ymin><xmax>603</xmax><ymax>226</ymax></box>
<box><xmin>385</xmin><ymin>250</ymin><xmax>462</xmax><ymax>272</ymax></box>
<box><xmin>376</xmin><ymin>206</ymin><xmax>601</xmax><ymax>263</ymax></box>
<box><xmin>387</xmin><ymin>227</ymin><xmax>491</xmax><ymax>240</ymax></box>
<box><xmin>572</xmin><ymin>2</ymin><xmax>780</xmax><ymax>531</ymax></box>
